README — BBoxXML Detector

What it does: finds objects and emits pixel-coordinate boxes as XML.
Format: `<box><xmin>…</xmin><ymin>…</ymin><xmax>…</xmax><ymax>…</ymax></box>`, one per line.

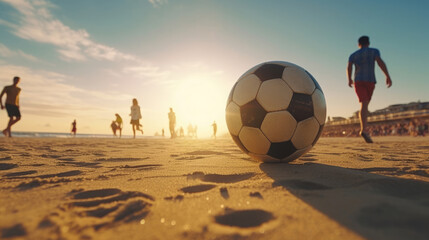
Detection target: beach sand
<box><xmin>0</xmin><ymin>136</ymin><xmax>428</xmax><ymax>240</ymax></box>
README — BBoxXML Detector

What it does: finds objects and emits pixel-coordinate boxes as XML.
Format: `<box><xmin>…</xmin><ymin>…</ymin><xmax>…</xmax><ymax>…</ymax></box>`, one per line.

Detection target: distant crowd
<box><xmin>322</xmin><ymin>119</ymin><xmax>429</xmax><ymax>137</ymax></box>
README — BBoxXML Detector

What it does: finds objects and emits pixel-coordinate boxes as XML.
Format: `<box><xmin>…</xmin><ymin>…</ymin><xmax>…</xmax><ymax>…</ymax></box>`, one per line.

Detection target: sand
<box><xmin>0</xmin><ymin>136</ymin><xmax>428</xmax><ymax>240</ymax></box>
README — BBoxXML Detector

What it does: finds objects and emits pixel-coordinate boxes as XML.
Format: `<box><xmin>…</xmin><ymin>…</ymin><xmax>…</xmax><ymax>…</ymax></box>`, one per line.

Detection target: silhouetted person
<box><xmin>115</xmin><ymin>113</ymin><xmax>123</xmax><ymax>138</ymax></box>
<box><xmin>347</xmin><ymin>36</ymin><xmax>392</xmax><ymax>143</ymax></box>
<box><xmin>0</xmin><ymin>76</ymin><xmax>21</xmax><ymax>137</ymax></box>
<box><xmin>193</xmin><ymin>125</ymin><xmax>198</xmax><ymax>139</ymax></box>
<box><xmin>179</xmin><ymin>127</ymin><xmax>184</xmax><ymax>137</ymax></box>
<box><xmin>130</xmin><ymin>98</ymin><xmax>143</xmax><ymax>138</ymax></box>
<box><xmin>168</xmin><ymin>108</ymin><xmax>176</xmax><ymax>138</ymax></box>
<box><xmin>111</xmin><ymin>121</ymin><xmax>118</xmax><ymax>136</ymax></box>
<box><xmin>162</xmin><ymin>128</ymin><xmax>165</xmax><ymax>137</ymax></box>
<box><xmin>71</xmin><ymin>119</ymin><xmax>77</xmax><ymax>137</ymax></box>
<box><xmin>212</xmin><ymin>121</ymin><xmax>217</xmax><ymax>139</ymax></box>
<box><xmin>187</xmin><ymin>123</ymin><xmax>194</xmax><ymax>137</ymax></box>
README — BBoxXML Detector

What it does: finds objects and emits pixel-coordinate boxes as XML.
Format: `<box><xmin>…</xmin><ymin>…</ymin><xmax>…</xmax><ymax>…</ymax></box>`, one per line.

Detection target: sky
<box><xmin>0</xmin><ymin>0</ymin><xmax>428</xmax><ymax>137</ymax></box>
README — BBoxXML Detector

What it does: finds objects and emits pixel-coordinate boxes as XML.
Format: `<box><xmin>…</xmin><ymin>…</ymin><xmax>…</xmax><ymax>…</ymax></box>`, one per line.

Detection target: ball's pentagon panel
<box><xmin>237</xmin><ymin>62</ymin><xmax>264</xmax><ymax>80</ymax></box>
<box><xmin>282</xmin><ymin>67</ymin><xmax>315</xmax><ymax>95</ymax></box>
<box><xmin>312</xmin><ymin>89</ymin><xmax>327</xmax><ymax>125</ymax></box>
<box><xmin>239</xmin><ymin>127</ymin><xmax>271</xmax><ymax>155</ymax></box>
<box><xmin>225</xmin><ymin>102</ymin><xmax>242</xmax><ymax>136</ymax></box>
<box><xmin>240</xmin><ymin>100</ymin><xmax>267</xmax><ymax>128</ymax></box>
<box><xmin>256</xmin><ymin>78</ymin><xmax>293</xmax><ymax>112</ymax></box>
<box><xmin>253</xmin><ymin>64</ymin><xmax>285</xmax><ymax>81</ymax></box>
<box><xmin>261</xmin><ymin>111</ymin><xmax>296</xmax><ymax>142</ymax></box>
<box><xmin>232</xmin><ymin>74</ymin><xmax>261</xmax><ymax>106</ymax></box>
<box><xmin>281</xmin><ymin>145</ymin><xmax>312</xmax><ymax>163</ymax></box>
<box><xmin>287</xmin><ymin>93</ymin><xmax>314</xmax><ymax>122</ymax></box>
<box><xmin>291</xmin><ymin>117</ymin><xmax>320</xmax><ymax>149</ymax></box>
<box><xmin>267</xmin><ymin>141</ymin><xmax>297</xmax><ymax>160</ymax></box>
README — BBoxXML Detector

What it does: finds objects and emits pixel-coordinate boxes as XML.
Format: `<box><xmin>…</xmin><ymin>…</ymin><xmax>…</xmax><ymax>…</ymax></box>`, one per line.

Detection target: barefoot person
<box><xmin>115</xmin><ymin>113</ymin><xmax>123</xmax><ymax>138</ymax></box>
<box><xmin>71</xmin><ymin>119</ymin><xmax>77</xmax><ymax>137</ymax></box>
<box><xmin>130</xmin><ymin>98</ymin><xmax>143</xmax><ymax>138</ymax></box>
<box><xmin>0</xmin><ymin>76</ymin><xmax>22</xmax><ymax>137</ymax></box>
<box><xmin>168</xmin><ymin>108</ymin><xmax>176</xmax><ymax>139</ymax></box>
<box><xmin>347</xmin><ymin>36</ymin><xmax>392</xmax><ymax>143</ymax></box>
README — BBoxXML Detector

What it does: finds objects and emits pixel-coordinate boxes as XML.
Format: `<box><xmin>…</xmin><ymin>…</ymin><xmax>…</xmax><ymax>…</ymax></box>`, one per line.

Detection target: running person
<box><xmin>0</xmin><ymin>76</ymin><xmax>22</xmax><ymax>137</ymax></box>
<box><xmin>347</xmin><ymin>36</ymin><xmax>392</xmax><ymax>143</ymax></box>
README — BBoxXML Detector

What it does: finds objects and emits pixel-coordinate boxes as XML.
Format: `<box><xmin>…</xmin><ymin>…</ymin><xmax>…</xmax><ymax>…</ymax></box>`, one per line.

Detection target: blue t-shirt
<box><xmin>348</xmin><ymin>47</ymin><xmax>380</xmax><ymax>83</ymax></box>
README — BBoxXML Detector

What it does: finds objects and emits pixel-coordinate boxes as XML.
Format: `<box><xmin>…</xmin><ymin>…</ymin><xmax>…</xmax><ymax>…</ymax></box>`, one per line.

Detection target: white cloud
<box><xmin>0</xmin><ymin>64</ymin><xmax>134</xmax><ymax>118</ymax></box>
<box><xmin>0</xmin><ymin>0</ymin><xmax>135</xmax><ymax>62</ymax></box>
<box><xmin>0</xmin><ymin>43</ymin><xmax>39</xmax><ymax>62</ymax></box>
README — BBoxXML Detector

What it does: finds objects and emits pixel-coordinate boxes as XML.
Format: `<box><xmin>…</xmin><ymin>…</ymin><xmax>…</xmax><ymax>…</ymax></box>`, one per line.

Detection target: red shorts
<box><xmin>354</xmin><ymin>81</ymin><xmax>375</xmax><ymax>102</ymax></box>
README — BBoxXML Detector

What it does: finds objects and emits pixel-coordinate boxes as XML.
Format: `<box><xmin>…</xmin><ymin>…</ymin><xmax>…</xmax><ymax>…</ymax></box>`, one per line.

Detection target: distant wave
<box><xmin>11</xmin><ymin>132</ymin><xmax>163</xmax><ymax>139</ymax></box>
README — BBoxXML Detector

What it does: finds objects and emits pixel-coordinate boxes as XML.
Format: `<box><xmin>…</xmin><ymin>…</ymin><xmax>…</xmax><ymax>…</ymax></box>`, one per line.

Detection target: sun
<box><xmin>171</xmin><ymin>71</ymin><xmax>228</xmax><ymax>138</ymax></box>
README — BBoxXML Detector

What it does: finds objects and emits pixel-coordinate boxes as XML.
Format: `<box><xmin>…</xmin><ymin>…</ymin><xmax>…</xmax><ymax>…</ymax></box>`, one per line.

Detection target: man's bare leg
<box><xmin>359</xmin><ymin>101</ymin><xmax>373</xmax><ymax>143</ymax></box>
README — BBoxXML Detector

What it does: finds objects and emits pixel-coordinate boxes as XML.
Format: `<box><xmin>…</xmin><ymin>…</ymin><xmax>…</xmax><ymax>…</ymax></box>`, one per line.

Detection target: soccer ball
<box><xmin>226</xmin><ymin>61</ymin><xmax>326</xmax><ymax>163</ymax></box>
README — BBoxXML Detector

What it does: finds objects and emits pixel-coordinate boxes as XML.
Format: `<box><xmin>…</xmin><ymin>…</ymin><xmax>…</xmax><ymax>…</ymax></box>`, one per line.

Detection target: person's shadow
<box><xmin>260</xmin><ymin>162</ymin><xmax>429</xmax><ymax>240</ymax></box>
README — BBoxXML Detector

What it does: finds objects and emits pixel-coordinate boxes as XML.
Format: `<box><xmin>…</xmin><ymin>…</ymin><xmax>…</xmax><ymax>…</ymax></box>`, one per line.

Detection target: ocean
<box><xmin>10</xmin><ymin>131</ymin><xmax>164</xmax><ymax>139</ymax></box>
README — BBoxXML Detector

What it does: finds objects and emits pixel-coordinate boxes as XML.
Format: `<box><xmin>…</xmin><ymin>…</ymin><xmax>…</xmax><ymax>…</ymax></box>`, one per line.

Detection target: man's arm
<box><xmin>347</xmin><ymin>61</ymin><xmax>353</xmax><ymax>87</ymax></box>
<box><xmin>0</xmin><ymin>88</ymin><xmax>6</xmax><ymax>109</ymax></box>
<box><xmin>375</xmin><ymin>56</ymin><xmax>392</xmax><ymax>88</ymax></box>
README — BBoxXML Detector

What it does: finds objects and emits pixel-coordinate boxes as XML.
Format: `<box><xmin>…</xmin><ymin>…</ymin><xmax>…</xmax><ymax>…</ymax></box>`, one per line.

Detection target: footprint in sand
<box><xmin>0</xmin><ymin>223</ymin><xmax>27</xmax><ymax>238</ymax></box>
<box><xmin>180</xmin><ymin>184</ymin><xmax>217</xmax><ymax>193</ymax></box>
<box><xmin>37</xmin><ymin>188</ymin><xmax>154</xmax><ymax>238</ymax></box>
<box><xmin>0</xmin><ymin>156</ymin><xmax>12</xmax><ymax>161</ymax></box>
<box><xmin>186</xmin><ymin>172</ymin><xmax>255</xmax><ymax>183</ymax></box>
<box><xmin>214</xmin><ymin>208</ymin><xmax>274</xmax><ymax>228</ymax></box>
<box><xmin>4</xmin><ymin>170</ymin><xmax>37</xmax><ymax>177</ymax></box>
<box><xmin>15</xmin><ymin>170</ymin><xmax>84</xmax><ymax>191</ymax></box>
<box><xmin>0</xmin><ymin>163</ymin><xmax>18</xmax><ymax>170</ymax></box>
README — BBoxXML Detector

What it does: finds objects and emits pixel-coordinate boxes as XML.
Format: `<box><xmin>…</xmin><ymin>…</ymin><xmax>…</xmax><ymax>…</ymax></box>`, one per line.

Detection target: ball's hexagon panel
<box><xmin>312</xmin><ymin>124</ymin><xmax>324</xmax><ymax>146</ymax></box>
<box><xmin>256</xmin><ymin>79</ymin><xmax>293</xmax><ymax>112</ymax></box>
<box><xmin>261</xmin><ymin>111</ymin><xmax>297</xmax><ymax>142</ymax></box>
<box><xmin>291</xmin><ymin>117</ymin><xmax>320</xmax><ymax>149</ymax></box>
<box><xmin>239</xmin><ymin>127</ymin><xmax>270</xmax><ymax>155</ymax></box>
<box><xmin>240</xmin><ymin>100</ymin><xmax>267</xmax><ymax>128</ymax></box>
<box><xmin>282</xmin><ymin>67</ymin><xmax>315</xmax><ymax>94</ymax></box>
<box><xmin>254</xmin><ymin>64</ymin><xmax>285</xmax><ymax>82</ymax></box>
<box><xmin>305</xmin><ymin>71</ymin><xmax>323</xmax><ymax>93</ymax></box>
<box><xmin>287</xmin><ymin>93</ymin><xmax>314</xmax><ymax>122</ymax></box>
<box><xmin>248</xmin><ymin>152</ymin><xmax>279</xmax><ymax>163</ymax></box>
<box><xmin>230</xmin><ymin>134</ymin><xmax>248</xmax><ymax>154</ymax></box>
<box><xmin>225</xmin><ymin>102</ymin><xmax>242</xmax><ymax>136</ymax></box>
<box><xmin>226</xmin><ymin>82</ymin><xmax>238</xmax><ymax>105</ymax></box>
<box><xmin>312</xmin><ymin>89</ymin><xmax>327</xmax><ymax>125</ymax></box>
<box><xmin>281</xmin><ymin>145</ymin><xmax>312</xmax><ymax>162</ymax></box>
<box><xmin>267</xmin><ymin>141</ymin><xmax>297</xmax><ymax>159</ymax></box>
<box><xmin>232</xmin><ymin>74</ymin><xmax>261</xmax><ymax>106</ymax></box>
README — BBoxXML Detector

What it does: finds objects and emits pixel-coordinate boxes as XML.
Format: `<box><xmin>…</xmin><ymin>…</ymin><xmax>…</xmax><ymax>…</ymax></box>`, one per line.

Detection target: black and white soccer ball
<box><xmin>226</xmin><ymin>61</ymin><xmax>326</xmax><ymax>163</ymax></box>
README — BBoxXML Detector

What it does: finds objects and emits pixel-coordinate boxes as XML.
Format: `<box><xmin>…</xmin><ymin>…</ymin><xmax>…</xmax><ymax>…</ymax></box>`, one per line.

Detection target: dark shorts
<box><xmin>354</xmin><ymin>81</ymin><xmax>375</xmax><ymax>102</ymax></box>
<box><xmin>5</xmin><ymin>104</ymin><xmax>21</xmax><ymax>118</ymax></box>
<box><xmin>130</xmin><ymin>119</ymin><xmax>140</xmax><ymax>125</ymax></box>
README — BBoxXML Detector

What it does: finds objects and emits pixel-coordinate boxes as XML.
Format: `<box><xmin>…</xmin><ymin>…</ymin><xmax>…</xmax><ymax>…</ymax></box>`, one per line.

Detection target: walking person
<box><xmin>71</xmin><ymin>119</ymin><xmax>77</xmax><ymax>137</ymax></box>
<box><xmin>0</xmin><ymin>76</ymin><xmax>22</xmax><ymax>137</ymax></box>
<box><xmin>115</xmin><ymin>113</ymin><xmax>123</xmax><ymax>138</ymax></box>
<box><xmin>347</xmin><ymin>36</ymin><xmax>392</xmax><ymax>143</ymax></box>
<box><xmin>130</xmin><ymin>98</ymin><xmax>143</xmax><ymax>138</ymax></box>
<box><xmin>168</xmin><ymin>108</ymin><xmax>176</xmax><ymax>139</ymax></box>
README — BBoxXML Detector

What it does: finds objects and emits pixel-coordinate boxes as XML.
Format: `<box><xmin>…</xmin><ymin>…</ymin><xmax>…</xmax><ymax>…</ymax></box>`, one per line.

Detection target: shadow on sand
<box><xmin>260</xmin><ymin>162</ymin><xmax>429</xmax><ymax>240</ymax></box>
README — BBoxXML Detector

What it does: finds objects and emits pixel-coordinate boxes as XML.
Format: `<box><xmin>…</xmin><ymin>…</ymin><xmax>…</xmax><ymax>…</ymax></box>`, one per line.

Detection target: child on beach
<box><xmin>130</xmin><ymin>98</ymin><xmax>143</xmax><ymax>138</ymax></box>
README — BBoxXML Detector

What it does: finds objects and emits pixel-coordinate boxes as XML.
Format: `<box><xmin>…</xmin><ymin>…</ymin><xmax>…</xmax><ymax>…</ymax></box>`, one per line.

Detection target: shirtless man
<box><xmin>0</xmin><ymin>76</ymin><xmax>22</xmax><ymax>137</ymax></box>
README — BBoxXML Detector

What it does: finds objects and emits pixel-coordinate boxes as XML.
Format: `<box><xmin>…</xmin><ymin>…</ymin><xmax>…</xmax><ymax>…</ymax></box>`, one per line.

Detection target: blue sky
<box><xmin>0</xmin><ymin>0</ymin><xmax>428</xmax><ymax>136</ymax></box>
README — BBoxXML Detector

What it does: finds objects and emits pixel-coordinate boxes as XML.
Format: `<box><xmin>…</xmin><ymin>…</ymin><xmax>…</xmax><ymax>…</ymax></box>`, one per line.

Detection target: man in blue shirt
<box><xmin>347</xmin><ymin>36</ymin><xmax>392</xmax><ymax>143</ymax></box>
